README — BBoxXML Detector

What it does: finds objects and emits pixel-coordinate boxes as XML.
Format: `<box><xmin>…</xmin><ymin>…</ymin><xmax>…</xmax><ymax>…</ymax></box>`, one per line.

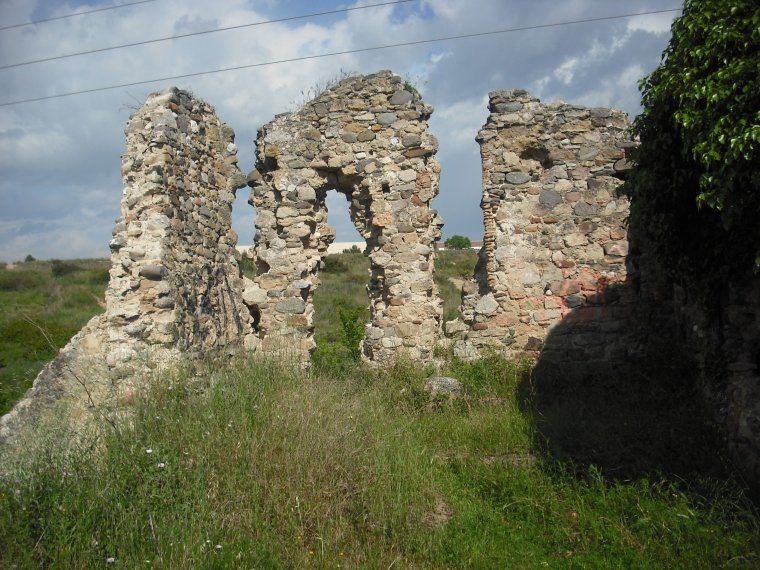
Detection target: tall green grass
<box><xmin>2</xmin><ymin>354</ymin><xmax>758</xmax><ymax>568</ymax></box>
<box><xmin>0</xmin><ymin>259</ymin><xmax>109</xmax><ymax>414</ymax></box>
<box><xmin>2</xmin><ymin>252</ymin><xmax>759</xmax><ymax>567</ymax></box>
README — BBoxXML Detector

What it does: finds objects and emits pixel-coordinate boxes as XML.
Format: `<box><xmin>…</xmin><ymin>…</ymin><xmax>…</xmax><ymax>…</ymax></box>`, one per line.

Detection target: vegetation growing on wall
<box><xmin>623</xmin><ymin>0</ymin><xmax>760</xmax><ymax>282</ymax></box>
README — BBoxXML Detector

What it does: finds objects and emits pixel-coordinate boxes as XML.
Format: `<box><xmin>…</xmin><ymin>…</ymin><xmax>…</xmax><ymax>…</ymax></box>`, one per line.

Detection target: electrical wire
<box><xmin>0</xmin><ymin>0</ymin><xmax>415</xmax><ymax>70</ymax></box>
<box><xmin>0</xmin><ymin>8</ymin><xmax>681</xmax><ymax>108</ymax></box>
<box><xmin>0</xmin><ymin>0</ymin><xmax>159</xmax><ymax>32</ymax></box>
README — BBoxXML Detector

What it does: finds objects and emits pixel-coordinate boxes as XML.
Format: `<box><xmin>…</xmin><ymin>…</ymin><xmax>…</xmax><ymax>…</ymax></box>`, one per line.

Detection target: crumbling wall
<box><xmin>107</xmin><ymin>86</ymin><xmax>254</xmax><ymax>373</ymax></box>
<box><xmin>446</xmin><ymin>90</ymin><xmax>634</xmax><ymax>365</ymax></box>
<box><xmin>670</xmin><ymin>268</ymin><xmax>760</xmax><ymax>486</ymax></box>
<box><xmin>1</xmin><ymin>87</ymin><xmax>253</xmax><ymax>448</ymax></box>
<box><xmin>247</xmin><ymin>71</ymin><xmax>443</xmax><ymax>362</ymax></box>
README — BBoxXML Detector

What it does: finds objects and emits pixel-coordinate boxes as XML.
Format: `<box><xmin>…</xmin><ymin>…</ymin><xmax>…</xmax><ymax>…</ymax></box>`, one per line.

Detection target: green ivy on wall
<box><xmin>623</xmin><ymin>0</ymin><xmax>759</xmax><ymax>285</ymax></box>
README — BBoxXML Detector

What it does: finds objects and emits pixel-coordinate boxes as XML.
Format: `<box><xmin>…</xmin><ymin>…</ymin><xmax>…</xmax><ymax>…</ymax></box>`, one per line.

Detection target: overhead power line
<box><xmin>0</xmin><ymin>0</ymin><xmax>159</xmax><ymax>32</ymax></box>
<box><xmin>0</xmin><ymin>8</ymin><xmax>681</xmax><ymax>108</ymax></box>
<box><xmin>0</xmin><ymin>0</ymin><xmax>414</xmax><ymax>70</ymax></box>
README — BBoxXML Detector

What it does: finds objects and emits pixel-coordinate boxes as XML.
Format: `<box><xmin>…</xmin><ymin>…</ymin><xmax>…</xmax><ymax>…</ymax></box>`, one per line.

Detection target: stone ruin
<box><xmin>445</xmin><ymin>89</ymin><xmax>635</xmax><ymax>369</ymax></box>
<box><xmin>1</xmin><ymin>71</ymin><xmax>758</xmax><ymax>491</ymax></box>
<box><xmin>1</xmin><ymin>87</ymin><xmax>254</xmax><ymax>446</ymax></box>
<box><xmin>108</xmin><ymin>87</ymin><xmax>255</xmax><ymax>371</ymax></box>
<box><xmin>245</xmin><ymin>71</ymin><xmax>443</xmax><ymax>361</ymax></box>
<box><xmin>0</xmin><ymin>73</ymin><xmax>445</xmax><ymax>447</ymax></box>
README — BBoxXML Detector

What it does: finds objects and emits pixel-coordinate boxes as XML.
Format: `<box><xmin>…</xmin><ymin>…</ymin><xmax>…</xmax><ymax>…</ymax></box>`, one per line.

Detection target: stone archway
<box><xmin>245</xmin><ymin>71</ymin><xmax>444</xmax><ymax>362</ymax></box>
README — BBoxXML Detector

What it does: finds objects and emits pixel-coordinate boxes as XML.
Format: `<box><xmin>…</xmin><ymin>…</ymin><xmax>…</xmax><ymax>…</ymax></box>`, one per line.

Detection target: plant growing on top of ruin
<box><xmin>623</xmin><ymin>0</ymin><xmax>760</xmax><ymax>280</ymax></box>
<box><xmin>290</xmin><ymin>68</ymin><xmax>358</xmax><ymax>111</ymax></box>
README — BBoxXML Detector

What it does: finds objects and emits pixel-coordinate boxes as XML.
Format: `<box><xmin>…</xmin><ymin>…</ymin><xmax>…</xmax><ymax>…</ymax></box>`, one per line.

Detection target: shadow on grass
<box><xmin>519</xmin><ymin>356</ymin><xmax>735</xmax><ymax>483</ymax></box>
<box><xmin>517</xmin><ymin>282</ymin><xmax>744</xmax><ymax>495</ymax></box>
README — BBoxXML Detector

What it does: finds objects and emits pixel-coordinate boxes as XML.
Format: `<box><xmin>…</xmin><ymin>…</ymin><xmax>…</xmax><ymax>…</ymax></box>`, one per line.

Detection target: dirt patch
<box><xmin>423</xmin><ymin>496</ymin><xmax>454</xmax><ymax>529</ymax></box>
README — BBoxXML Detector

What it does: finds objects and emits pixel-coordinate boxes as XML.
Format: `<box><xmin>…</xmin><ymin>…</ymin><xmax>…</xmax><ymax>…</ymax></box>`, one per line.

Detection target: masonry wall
<box><xmin>446</xmin><ymin>90</ymin><xmax>635</xmax><ymax>367</ymax></box>
<box><xmin>107</xmin><ymin>87</ymin><xmax>254</xmax><ymax>373</ymax></box>
<box><xmin>247</xmin><ymin>71</ymin><xmax>443</xmax><ymax>362</ymax></box>
<box><xmin>1</xmin><ymin>87</ymin><xmax>254</xmax><ymax>448</ymax></box>
<box><xmin>668</xmin><ymin>271</ymin><xmax>760</xmax><ymax>486</ymax></box>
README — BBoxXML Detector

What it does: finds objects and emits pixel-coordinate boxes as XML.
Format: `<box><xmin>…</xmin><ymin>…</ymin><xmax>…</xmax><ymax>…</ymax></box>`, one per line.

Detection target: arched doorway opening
<box><xmin>246</xmin><ymin>71</ymin><xmax>444</xmax><ymax>362</ymax></box>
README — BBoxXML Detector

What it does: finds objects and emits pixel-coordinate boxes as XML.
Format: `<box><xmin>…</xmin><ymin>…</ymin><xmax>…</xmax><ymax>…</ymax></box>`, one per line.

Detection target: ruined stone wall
<box><xmin>247</xmin><ymin>71</ymin><xmax>443</xmax><ymax>362</ymax></box>
<box><xmin>669</xmin><ymin>272</ymin><xmax>760</xmax><ymax>486</ymax></box>
<box><xmin>107</xmin><ymin>87</ymin><xmax>254</xmax><ymax>373</ymax></box>
<box><xmin>1</xmin><ymin>87</ymin><xmax>253</xmax><ymax>447</ymax></box>
<box><xmin>446</xmin><ymin>90</ymin><xmax>634</xmax><ymax>365</ymax></box>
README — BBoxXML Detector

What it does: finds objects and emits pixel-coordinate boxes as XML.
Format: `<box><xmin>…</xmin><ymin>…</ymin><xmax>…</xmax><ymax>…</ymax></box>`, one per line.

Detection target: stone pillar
<box><xmin>108</xmin><ymin>87</ymin><xmax>254</xmax><ymax>372</ymax></box>
<box><xmin>1</xmin><ymin>87</ymin><xmax>256</xmax><ymax>448</ymax></box>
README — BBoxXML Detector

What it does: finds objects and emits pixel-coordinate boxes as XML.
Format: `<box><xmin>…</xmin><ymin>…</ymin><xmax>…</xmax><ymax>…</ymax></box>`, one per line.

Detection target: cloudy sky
<box><xmin>0</xmin><ymin>0</ymin><xmax>679</xmax><ymax>262</ymax></box>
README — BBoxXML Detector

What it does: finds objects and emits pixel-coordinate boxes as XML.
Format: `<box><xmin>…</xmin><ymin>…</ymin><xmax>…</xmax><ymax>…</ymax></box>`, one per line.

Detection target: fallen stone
<box><xmin>425</xmin><ymin>376</ymin><xmax>463</xmax><ymax>399</ymax></box>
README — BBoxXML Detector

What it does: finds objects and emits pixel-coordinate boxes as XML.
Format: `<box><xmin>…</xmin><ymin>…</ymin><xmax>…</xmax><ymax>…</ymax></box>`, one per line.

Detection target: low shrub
<box><xmin>50</xmin><ymin>259</ymin><xmax>80</xmax><ymax>277</ymax></box>
<box><xmin>0</xmin><ymin>271</ymin><xmax>42</xmax><ymax>292</ymax></box>
<box><xmin>322</xmin><ymin>254</ymin><xmax>348</xmax><ymax>273</ymax></box>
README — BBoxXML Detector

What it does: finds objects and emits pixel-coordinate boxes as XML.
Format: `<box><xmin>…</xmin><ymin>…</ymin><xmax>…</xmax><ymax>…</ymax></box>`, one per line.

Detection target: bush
<box><xmin>239</xmin><ymin>254</ymin><xmax>257</xmax><ymax>278</ymax></box>
<box><xmin>50</xmin><ymin>259</ymin><xmax>80</xmax><ymax>277</ymax></box>
<box><xmin>87</xmin><ymin>268</ymin><xmax>110</xmax><ymax>285</ymax></box>
<box><xmin>0</xmin><ymin>318</ymin><xmax>76</xmax><ymax>360</ymax></box>
<box><xmin>337</xmin><ymin>303</ymin><xmax>365</xmax><ymax>360</ymax></box>
<box><xmin>623</xmin><ymin>0</ymin><xmax>760</xmax><ymax>280</ymax></box>
<box><xmin>444</xmin><ymin>235</ymin><xmax>472</xmax><ymax>250</ymax></box>
<box><xmin>0</xmin><ymin>271</ymin><xmax>42</xmax><ymax>292</ymax></box>
<box><xmin>322</xmin><ymin>255</ymin><xmax>347</xmax><ymax>274</ymax></box>
<box><xmin>23</xmin><ymin>254</ymin><xmax>35</xmax><ymax>263</ymax></box>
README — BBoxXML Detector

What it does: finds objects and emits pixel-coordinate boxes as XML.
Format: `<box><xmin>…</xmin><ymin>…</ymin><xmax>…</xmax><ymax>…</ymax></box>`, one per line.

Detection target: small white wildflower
<box><xmin>146</xmin><ymin>448</ymin><xmax>153</xmax><ymax>454</ymax></box>
<box><xmin>215</xmin><ymin>544</ymin><xmax>222</xmax><ymax>550</ymax></box>
<box><xmin>106</xmin><ymin>557</ymin><xmax>115</xmax><ymax>564</ymax></box>
<box><xmin>157</xmin><ymin>462</ymin><xmax>166</xmax><ymax>469</ymax></box>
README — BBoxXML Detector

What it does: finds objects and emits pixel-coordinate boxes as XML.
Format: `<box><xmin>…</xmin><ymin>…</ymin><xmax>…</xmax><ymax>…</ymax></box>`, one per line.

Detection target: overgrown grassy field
<box><xmin>1</xmin><ymin>252</ymin><xmax>759</xmax><ymax>567</ymax></box>
<box><xmin>0</xmin><ymin>259</ymin><xmax>109</xmax><ymax>415</ymax></box>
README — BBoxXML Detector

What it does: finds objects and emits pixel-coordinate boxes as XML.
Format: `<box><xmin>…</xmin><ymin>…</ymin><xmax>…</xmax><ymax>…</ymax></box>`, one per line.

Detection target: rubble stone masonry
<box><xmin>2</xmin><ymin>77</ymin><xmax>758</xmax><ymax>493</ymax></box>
<box><xmin>1</xmin><ymin>88</ymin><xmax>254</xmax><ymax>447</ymax></box>
<box><xmin>446</xmin><ymin>89</ymin><xmax>634</xmax><ymax>368</ymax></box>
<box><xmin>246</xmin><ymin>71</ymin><xmax>443</xmax><ymax>362</ymax></box>
<box><xmin>107</xmin><ymin>87</ymin><xmax>254</xmax><ymax>374</ymax></box>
